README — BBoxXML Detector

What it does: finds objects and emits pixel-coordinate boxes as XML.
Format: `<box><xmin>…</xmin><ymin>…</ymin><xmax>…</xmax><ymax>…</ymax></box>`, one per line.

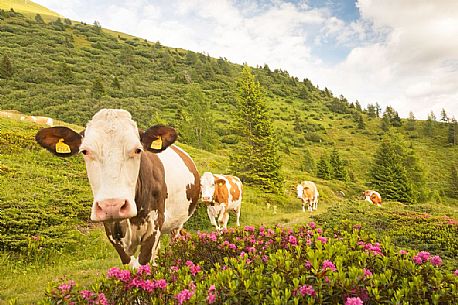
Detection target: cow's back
<box><xmin>301</xmin><ymin>181</ymin><xmax>318</xmax><ymax>197</ymax></box>
<box><xmin>223</xmin><ymin>175</ymin><xmax>242</xmax><ymax>210</ymax></box>
<box><xmin>156</xmin><ymin>145</ymin><xmax>200</xmax><ymax>233</ymax></box>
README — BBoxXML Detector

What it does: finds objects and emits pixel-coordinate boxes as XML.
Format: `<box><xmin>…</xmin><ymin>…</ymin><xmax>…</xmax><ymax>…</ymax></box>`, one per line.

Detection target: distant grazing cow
<box><xmin>200</xmin><ymin>172</ymin><xmax>242</xmax><ymax>230</ymax></box>
<box><xmin>35</xmin><ymin>109</ymin><xmax>200</xmax><ymax>267</ymax></box>
<box><xmin>297</xmin><ymin>181</ymin><xmax>319</xmax><ymax>212</ymax></box>
<box><xmin>363</xmin><ymin>190</ymin><xmax>382</xmax><ymax>206</ymax></box>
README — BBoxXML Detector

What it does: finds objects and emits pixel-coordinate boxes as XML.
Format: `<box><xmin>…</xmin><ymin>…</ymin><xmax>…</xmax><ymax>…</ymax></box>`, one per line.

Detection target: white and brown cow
<box><xmin>200</xmin><ymin>172</ymin><xmax>242</xmax><ymax>230</ymax></box>
<box><xmin>35</xmin><ymin>109</ymin><xmax>200</xmax><ymax>267</ymax></box>
<box><xmin>297</xmin><ymin>181</ymin><xmax>319</xmax><ymax>212</ymax></box>
<box><xmin>363</xmin><ymin>190</ymin><xmax>382</xmax><ymax>207</ymax></box>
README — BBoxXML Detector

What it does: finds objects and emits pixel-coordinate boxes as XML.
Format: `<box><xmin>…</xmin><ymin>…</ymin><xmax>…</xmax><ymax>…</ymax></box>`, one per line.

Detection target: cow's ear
<box><xmin>215</xmin><ymin>179</ymin><xmax>226</xmax><ymax>188</ymax></box>
<box><xmin>35</xmin><ymin>127</ymin><xmax>82</xmax><ymax>157</ymax></box>
<box><xmin>141</xmin><ymin>125</ymin><xmax>177</xmax><ymax>153</ymax></box>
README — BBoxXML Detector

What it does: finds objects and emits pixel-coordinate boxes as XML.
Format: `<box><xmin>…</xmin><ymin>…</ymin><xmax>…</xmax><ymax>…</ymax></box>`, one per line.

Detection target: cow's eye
<box><xmin>135</xmin><ymin>148</ymin><xmax>143</xmax><ymax>154</ymax></box>
<box><xmin>81</xmin><ymin>149</ymin><xmax>88</xmax><ymax>156</ymax></box>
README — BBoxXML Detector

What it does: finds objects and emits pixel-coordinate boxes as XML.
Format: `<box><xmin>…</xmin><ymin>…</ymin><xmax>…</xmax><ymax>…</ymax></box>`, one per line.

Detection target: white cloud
<box><xmin>34</xmin><ymin>0</ymin><xmax>458</xmax><ymax>119</ymax></box>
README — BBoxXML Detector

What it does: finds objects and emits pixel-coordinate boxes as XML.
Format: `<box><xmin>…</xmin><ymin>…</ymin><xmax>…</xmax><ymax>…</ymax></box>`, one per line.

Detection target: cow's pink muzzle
<box><xmin>202</xmin><ymin>196</ymin><xmax>213</xmax><ymax>202</ymax></box>
<box><xmin>92</xmin><ymin>199</ymin><xmax>137</xmax><ymax>221</ymax></box>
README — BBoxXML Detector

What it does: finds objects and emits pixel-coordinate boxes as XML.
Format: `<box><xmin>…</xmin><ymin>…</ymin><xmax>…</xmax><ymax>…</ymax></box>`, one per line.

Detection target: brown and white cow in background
<box><xmin>35</xmin><ymin>109</ymin><xmax>200</xmax><ymax>267</ymax></box>
<box><xmin>363</xmin><ymin>190</ymin><xmax>382</xmax><ymax>207</ymax></box>
<box><xmin>297</xmin><ymin>181</ymin><xmax>319</xmax><ymax>212</ymax></box>
<box><xmin>200</xmin><ymin>172</ymin><xmax>242</xmax><ymax>230</ymax></box>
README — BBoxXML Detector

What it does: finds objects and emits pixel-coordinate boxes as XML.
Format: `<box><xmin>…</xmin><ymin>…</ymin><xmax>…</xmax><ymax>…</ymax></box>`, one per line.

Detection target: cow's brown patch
<box><xmin>214</xmin><ymin>178</ymin><xmax>229</xmax><ymax>206</ymax></box>
<box><xmin>170</xmin><ymin>145</ymin><xmax>200</xmax><ymax>216</ymax></box>
<box><xmin>370</xmin><ymin>193</ymin><xmax>382</xmax><ymax>204</ymax></box>
<box><xmin>226</xmin><ymin>176</ymin><xmax>241</xmax><ymax>201</ymax></box>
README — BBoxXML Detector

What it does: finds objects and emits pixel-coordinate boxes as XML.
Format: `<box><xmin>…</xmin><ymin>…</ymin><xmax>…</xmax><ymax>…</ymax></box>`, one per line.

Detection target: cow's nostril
<box><xmin>120</xmin><ymin>200</ymin><xmax>128</xmax><ymax>212</ymax></box>
<box><xmin>96</xmin><ymin>202</ymin><xmax>103</xmax><ymax>212</ymax></box>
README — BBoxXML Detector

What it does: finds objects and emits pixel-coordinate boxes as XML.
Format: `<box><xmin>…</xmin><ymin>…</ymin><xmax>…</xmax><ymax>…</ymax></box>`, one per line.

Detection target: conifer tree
<box><xmin>370</xmin><ymin>133</ymin><xmax>414</xmax><ymax>203</ymax></box>
<box><xmin>300</xmin><ymin>148</ymin><xmax>315</xmax><ymax>173</ymax></box>
<box><xmin>176</xmin><ymin>84</ymin><xmax>217</xmax><ymax>150</ymax></box>
<box><xmin>35</xmin><ymin>14</ymin><xmax>45</xmax><ymax>24</ymax></box>
<box><xmin>404</xmin><ymin>148</ymin><xmax>428</xmax><ymax>202</ymax></box>
<box><xmin>330</xmin><ymin>149</ymin><xmax>348</xmax><ymax>181</ymax></box>
<box><xmin>317</xmin><ymin>155</ymin><xmax>332</xmax><ymax>180</ymax></box>
<box><xmin>111</xmin><ymin>76</ymin><xmax>121</xmax><ymax>90</ymax></box>
<box><xmin>449</xmin><ymin>165</ymin><xmax>458</xmax><ymax>199</ymax></box>
<box><xmin>375</xmin><ymin>102</ymin><xmax>381</xmax><ymax>118</ymax></box>
<box><xmin>423</xmin><ymin>113</ymin><xmax>434</xmax><ymax>137</ymax></box>
<box><xmin>366</xmin><ymin>104</ymin><xmax>377</xmax><ymax>118</ymax></box>
<box><xmin>91</xmin><ymin>78</ymin><xmax>105</xmax><ymax>99</ymax></box>
<box><xmin>355</xmin><ymin>100</ymin><xmax>362</xmax><ymax>112</ymax></box>
<box><xmin>440</xmin><ymin>108</ymin><xmax>448</xmax><ymax>122</ymax></box>
<box><xmin>230</xmin><ymin>65</ymin><xmax>283</xmax><ymax>193</ymax></box>
<box><xmin>0</xmin><ymin>54</ymin><xmax>13</xmax><ymax>78</ymax></box>
<box><xmin>406</xmin><ymin>111</ymin><xmax>416</xmax><ymax>131</ymax></box>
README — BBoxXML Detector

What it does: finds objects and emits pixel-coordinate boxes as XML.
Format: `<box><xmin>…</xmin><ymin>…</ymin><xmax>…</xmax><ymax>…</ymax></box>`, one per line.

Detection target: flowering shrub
<box><xmin>44</xmin><ymin>223</ymin><xmax>458</xmax><ymax>304</ymax></box>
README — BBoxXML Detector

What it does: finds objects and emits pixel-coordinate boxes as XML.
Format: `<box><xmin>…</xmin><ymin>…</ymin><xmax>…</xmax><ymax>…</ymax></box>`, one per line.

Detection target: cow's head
<box><xmin>35</xmin><ymin>109</ymin><xmax>177</xmax><ymax>222</ymax></box>
<box><xmin>200</xmin><ymin>172</ymin><xmax>216</xmax><ymax>203</ymax></box>
<box><xmin>297</xmin><ymin>184</ymin><xmax>304</xmax><ymax>199</ymax></box>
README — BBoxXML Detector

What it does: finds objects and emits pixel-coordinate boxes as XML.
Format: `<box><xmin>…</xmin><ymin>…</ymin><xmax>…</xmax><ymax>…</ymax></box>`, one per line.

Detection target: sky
<box><xmin>34</xmin><ymin>0</ymin><xmax>458</xmax><ymax>119</ymax></box>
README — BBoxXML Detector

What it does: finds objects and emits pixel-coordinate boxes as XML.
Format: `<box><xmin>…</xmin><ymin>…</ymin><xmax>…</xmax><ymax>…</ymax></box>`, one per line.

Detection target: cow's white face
<box><xmin>200</xmin><ymin>172</ymin><xmax>215</xmax><ymax>203</ymax></box>
<box><xmin>297</xmin><ymin>184</ymin><xmax>304</xmax><ymax>198</ymax></box>
<box><xmin>81</xmin><ymin>110</ymin><xmax>143</xmax><ymax>221</ymax></box>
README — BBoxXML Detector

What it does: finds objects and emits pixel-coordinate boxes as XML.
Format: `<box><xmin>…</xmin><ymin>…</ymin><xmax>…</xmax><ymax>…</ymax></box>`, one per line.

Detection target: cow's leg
<box><xmin>313</xmin><ymin>198</ymin><xmax>318</xmax><ymax>210</ymax></box>
<box><xmin>308</xmin><ymin>200</ymin><xmax>313</xmax><ymax>212</ymax></box>
<box><xmin>235</xmin><ymin>207</ymin><xmax>241</xmax><ymax>227</ymax></box>
<box><xmin>207</xmin><ymin>206</ymin><xmax>220</xmax><ymax>230</ymax></box>
<box><xmin>220</xmin><ymin>212</ymin><xmax>230</xmax><ymax>229</ymax></box>
<box><xmin>138</xmin><ymin>229</ymin><xmax>161</xmax><ymax>266</ymax></box>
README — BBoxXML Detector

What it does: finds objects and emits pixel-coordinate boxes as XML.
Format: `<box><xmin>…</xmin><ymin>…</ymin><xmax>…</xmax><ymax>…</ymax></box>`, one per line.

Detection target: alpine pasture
<box><xmin>0</xmin><ymin>1</ymin><xmax>457</xmax><ymax>304</ymax></box>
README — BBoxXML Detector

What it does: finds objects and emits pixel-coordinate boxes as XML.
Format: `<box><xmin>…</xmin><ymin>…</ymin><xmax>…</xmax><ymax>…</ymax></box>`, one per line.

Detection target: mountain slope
<box><xmin>0</xmin><ymin>0</ymin><xmax>60</xmax><ymax>18</ymax></box>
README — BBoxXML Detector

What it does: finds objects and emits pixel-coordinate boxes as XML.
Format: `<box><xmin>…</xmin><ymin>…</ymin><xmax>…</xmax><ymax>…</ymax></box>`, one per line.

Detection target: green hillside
<box><xmin>0</xmin><ymin>0</ymin><xmax>60</xmax><ymax>19</ymax></box>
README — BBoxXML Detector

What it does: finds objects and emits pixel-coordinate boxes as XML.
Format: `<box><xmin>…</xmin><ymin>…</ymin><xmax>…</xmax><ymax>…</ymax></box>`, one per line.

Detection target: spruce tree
<box><xmin>176</xmin><ymin>84</ymin><xmax>217</xmax><ymax>150</ymax></box>
<box><xmin>317</xmin><ymin>155</ymin><xmax>332</xmax><ymax>180</ymax></box>
<box><xmin>366</xmin><ymin>104</ymin><xmax>377</xmax><ymax>118</ymax></box>
<box><xmin>370</xmin><ymin>133</ymin><xmax>414</xmax><ymax>203</ymax></box>
<box><xmin>0</xmin><ymin>54</ymin><xmax>13</xmax><ymax>78</ymax></box>
<box><xmin>35</xmin><ymin>14</ymin><xmax>45</xmax><ymax>24</ymax></box>
<box><xmin>330</xmin><ymin>149</ymin><xmax>348</xmax><ymax>181</ymax></box>
<box><xmin>440</xmin><ymin>108</ymin><xmax>448</xmax><ymax>122</ymax></box>
<box><xmin>375</xmin><ymin>102</ymin><xmax>381</xmax><ymax>117</ymax></box>
<box><xmin>404</xmin><ymin>148</ymin><xmax>428</xmax><ymax>202</ymax></box>
<box><xmin>111</xmin><ymin>76</ymin><xmax>121</xmax><ymax>90</ymax></box>
<box><xmin>406</xmin><ymin>111</ymin><xmax>416</xmax><ymax>131</ymax></box>
<box><xmin>230</xmin><ymin>65</ymin><xmax>283</xmax><ymax>193</ymax></box>
<box><xmin>300</xmin><ymin>148</ymin><xmax>315</xmax><ymax>173</ymax></box>
<box><xmin>449</xmin><ymin>165</ymin><xmax>458</xmax><ymax>199</ymax></box>
<box><xmin>91</xmin><ymin>78</ymin><xmax>105</xmax><ymax>99</ymax></box>
<box><xmin>423</xmin><ymin>113</ymin><xmax>434</xmax><ymax>137</ymax></box>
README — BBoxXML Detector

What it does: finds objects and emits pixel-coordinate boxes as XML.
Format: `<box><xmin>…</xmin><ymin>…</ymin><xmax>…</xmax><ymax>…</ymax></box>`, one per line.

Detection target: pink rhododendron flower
<box><xmin>176</xmin><ymin>289</ymin><xmax>194</xmax><ymax>305</ymax></box>
<box><xmin>58</xmin><ymin>280</ymin><xmax>75</xmax><ymax>294</ymax></box>
<box><xmin>345</xmin><ymin>297</ymin><xmax>363</xmax><ymax>305</ymax></box>
<box><xmin>399</xmin><ymin>250</ymin><xmax>408</xmax><ymax>255</ymax></box>
<box><xmin>288</xmin><ymin>235</ymin><xmax>298</xmax><ymax>245</ymax></box>
<box><xmin>171</xmin><ymin>266</ymin><xmax>179</xmax><ymax>272</ymax></box>
<box><xmin>413</xmin><ymin>255</ymin><xmax>423</xmax><ymax>265</ymax></box>
<box><xmin>317</xmin><ymin>228</ymin><xmax>323</xmax><ymax>234</ymax></box>
<box><xmin>322</xmin><ymin>260</ymin><xmax>336</xmax><ymax>272</ymax></box>
<box><xmin>417</xmin><ymin>251</ymin><xmax>431</xmax><ymax>261</ymax></box>
<box><xmin>137</xmin><ymin>264</ymin><xmax>151</xmax><ymax>276</ymax></box>
<box><xmin>308</xmin><ymin>222</ymin><xmax>316</xmax><ymax>229</ymax></box>
<box><xmin>97</xmin><ymin>293</ymin><xmax>109</xmax><ymax>305</ymax></box>
<box><xmin>430</xmin><ymin>255</ymin><xmax>442</xmax><ymax>266</ymax></box>
<box><xmin>454</xmin><ymin>269</ymin><xmax>458</xmax><ymax>276</ymax></box>
<box><xmin>317</xmin><ymin>236</ymin><xmax>328</xmax><ymax>244</ymax></box>
<box><xmin>353</xmin><ymin>224</ymin><xmax>362</xmax><ymax>230</ymax></box>
<box><xmin>107</xmin><ymin>267</ymin><xmax>131</xmax><ymax>283</ymax></box>
<box><xmin>363</xmin><ymin>268</ymin><xmax>372</xmax><ymax>277</ymax></box>
<box><xmin>306</xmin><ymin>239</ymin><xmax>312</xmax><ymax>246</ymax></box>
<box><xmin>262</xmin><ymin>255</ymin><xmax>269</xmax><ymax>263</ymax></box>
<box><xmin>229</xmin><ymin>243</ymin><xmax>237</xmax><ymax>250</ymax></box>
<box><xmin>298</xmin><ymin>285</ymin><xmax>316</xmax><ymax>297</ymax></box>
<box><xmin>244</xmin><ymin>225</ymin><xmax>255</xmax><ymax>232</ymax></box>
<box><xmin>80</xmin><ymin>290</ymin><xmax>94</xmax><ymax>300</ymax></box>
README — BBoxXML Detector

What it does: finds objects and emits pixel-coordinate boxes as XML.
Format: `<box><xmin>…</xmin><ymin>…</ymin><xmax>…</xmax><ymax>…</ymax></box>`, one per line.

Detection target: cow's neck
<box><xmin>133</xmin><ymin>152</ymin><xmax>167</xmax><ymax>224</ymax></box>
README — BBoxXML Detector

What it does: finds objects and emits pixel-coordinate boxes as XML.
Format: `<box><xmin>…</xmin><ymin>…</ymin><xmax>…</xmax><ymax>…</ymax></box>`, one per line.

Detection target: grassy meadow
<box><xmin>0</xmin><ymin>2</ymin><xmax>457</xmax><ymax>304</ymax></box>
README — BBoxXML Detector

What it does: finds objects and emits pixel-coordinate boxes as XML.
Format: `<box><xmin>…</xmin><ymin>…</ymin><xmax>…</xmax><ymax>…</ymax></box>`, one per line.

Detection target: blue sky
<box><xmin>35</xmin><ymin>0</ymin><xmax>458</xmax><ymax>119</ymax></box>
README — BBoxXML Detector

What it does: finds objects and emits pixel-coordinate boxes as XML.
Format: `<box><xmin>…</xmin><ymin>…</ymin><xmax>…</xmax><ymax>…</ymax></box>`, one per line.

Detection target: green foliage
<box><xmin>34</xmin><ymin>13</ymin><xmax>44</xmax><ymax>24</ymax></box>
<box><xmin>381</xmin><ymin>106</ymin><xmax>401</xmax><ymax>131</ymax></box>
<box><xmin>44</xmin><ymin>224</ymin><xmax>458</xmax><ymax>304</ymax></box>
<box><xmin>91</xmin><ymin>77</ymin><xmax>105</xmax><ymax>99</ymax></box>
<box><xmin>175</xmin><ymin>84</ymin><xmax>217</xmax><ymax>150</ymax></box>
<box><xmin>300</xmin><ymin>148</ymin><xmax>315</xmax><ymax>173</ymax></box>
<box><xmin>449</xmin><ymin>165</ymin><xmax>458</xmax><ymax>199</ymax></box>
<box><xmin>0</xmin><ymin>53</ymin><xmax>13</xmax><ymax>78</ymax></box>
<box><xmin>313</xmin><ymin>200</ymin><xmax>458</xmax><ymax>263</ymax></box>
<box><xmin>406</xmin><ymin>111</ymin><xmax>416</xmax><ymax>131</ymax></box>
<box><xmin>448</xmin><ymin>118</ymin><xmax>457</xmax><ymax>145</ymax></box>
<box><xmin>230</xmin><ymin>65</ymin><xmax>283</xmax><ymax>193</ymax></box>
<box><xmin>370</xmin><ymin>133</ymin><xmax>414</xmax><ymax>203</ymax></box>
<box><xmin>316</xmin><ymin>155</ymin><xmax>332</xmax><ymax>180</ymax></box>
<box><xmin>329</xmin><ymin>148</ymin><xmax>349</xmax><ymax>181</ymax></box>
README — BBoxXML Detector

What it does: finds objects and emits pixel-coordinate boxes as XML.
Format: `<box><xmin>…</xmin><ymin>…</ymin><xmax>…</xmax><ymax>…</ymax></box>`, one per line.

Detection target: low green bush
<box><xmin>43</xmin><ymin>223</ymin><xmax>458</xmax><ymax>304</ymax></box>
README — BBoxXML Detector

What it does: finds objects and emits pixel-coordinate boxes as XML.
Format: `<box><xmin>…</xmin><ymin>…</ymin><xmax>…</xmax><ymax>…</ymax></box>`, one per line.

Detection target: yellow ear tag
<box><xmin>218</xmin><ymin>182</ymin><xmax>224</xmax><ymax>186</ymax></box>
<box><xmin>151</xmin><ymin>136</ymin><xmax>162</xmax><ymax>150</ymax></box>
<box><xmin>55</xmin><ymin>138</ymin><xmax>71</xmax><ymax>154</ymax></box>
